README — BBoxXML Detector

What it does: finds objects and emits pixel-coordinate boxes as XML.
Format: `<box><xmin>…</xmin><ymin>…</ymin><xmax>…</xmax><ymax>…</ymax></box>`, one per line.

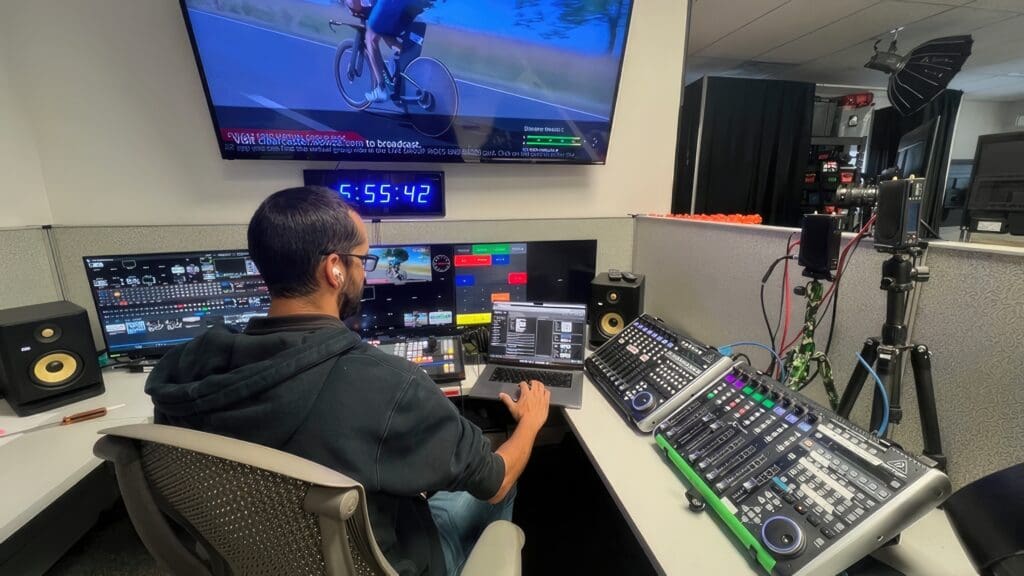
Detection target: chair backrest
<box><xmin>94</xmin><ymin>424</ymin><xmax>397</xmax><ymax>576</ymax></box>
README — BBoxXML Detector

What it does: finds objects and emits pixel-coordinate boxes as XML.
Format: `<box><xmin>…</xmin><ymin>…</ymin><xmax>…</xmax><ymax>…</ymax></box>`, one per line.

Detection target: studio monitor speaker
<box><xmin>589</xmin><ymin>272</ymin><xmax>644</xmax><ymax>348</ymax></box>
<box><xmin>0</xmin><ymin>301</ymin><xmax>104</xmax><ymax>416</ymax></box>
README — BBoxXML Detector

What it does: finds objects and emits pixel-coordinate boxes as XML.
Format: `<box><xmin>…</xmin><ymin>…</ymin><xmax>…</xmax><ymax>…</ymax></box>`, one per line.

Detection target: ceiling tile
<box><xmin>759</xmin><ymin>1</ymin><xmax>951</xmax><ymax>63</ymax></box>
<box><xmin>696</xmin><ymin>0</ymin><xmax>878</xmax><ymax>60</ymax></box>
<box><xmin>888</xmin><ymin>6</ymin><xmax>1018</xmax><ymax>48</ymax></box>
<box><xmin>687</xmin><ymin>0</ymin><xmax>789</xmax><ymax>53</ymax></box>
<box><xmin>967</xmin><ymin>0</ymin><xmax>1024</xmax><ymax>13</ymax></box>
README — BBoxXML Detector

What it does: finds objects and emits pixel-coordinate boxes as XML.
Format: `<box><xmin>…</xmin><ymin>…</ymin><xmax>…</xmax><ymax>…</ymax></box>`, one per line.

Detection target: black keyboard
<box><xmin>491</xmin><ymin>367</ymin><xmax>573</xmax><ymax>389</ymax></box>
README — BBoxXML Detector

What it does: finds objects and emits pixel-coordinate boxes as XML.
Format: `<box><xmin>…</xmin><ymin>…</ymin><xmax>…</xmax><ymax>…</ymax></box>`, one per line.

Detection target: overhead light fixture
<box><xmin>864</xmin><ymin>29</ymin><xmax>973</xmax><ymax>116</ymax></box>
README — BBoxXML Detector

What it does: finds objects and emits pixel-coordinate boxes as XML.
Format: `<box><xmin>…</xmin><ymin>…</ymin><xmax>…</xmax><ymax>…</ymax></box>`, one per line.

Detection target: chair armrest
<box><xmin>461</xmin><ymin>521</ymin><xmax>525</xmax><ymax>576</ymax></box>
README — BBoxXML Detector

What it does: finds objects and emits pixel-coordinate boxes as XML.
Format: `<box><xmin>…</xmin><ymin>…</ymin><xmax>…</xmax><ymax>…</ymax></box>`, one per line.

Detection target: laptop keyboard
<box><xmin>491</xmin><ymin>367</ymin><xmax>573</xmax><ymax>389</ymax></box>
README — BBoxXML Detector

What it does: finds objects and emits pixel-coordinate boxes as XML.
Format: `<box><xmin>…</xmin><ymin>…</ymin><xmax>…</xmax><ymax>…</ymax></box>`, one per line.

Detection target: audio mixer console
<box><xmin>585</xmin><ymin>314</ymin><xmax>733</xmax><ymax>432</ymax></box>
<box><xmin>368</xmin><ymin>336</ymin><xmax>466</xmax><ymax>384</ymax></box>
<box><xmin>655</xmin><ymin>363</ymin><xmax>950</xmax><ymax>576</ymax></box>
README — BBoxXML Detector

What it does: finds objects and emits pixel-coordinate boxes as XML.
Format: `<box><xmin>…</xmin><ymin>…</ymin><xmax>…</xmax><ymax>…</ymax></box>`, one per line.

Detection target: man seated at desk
<box><xmin>145</xmin><ymin>186</ymin><xmax>551</xmax><ymax>576</ymax></box>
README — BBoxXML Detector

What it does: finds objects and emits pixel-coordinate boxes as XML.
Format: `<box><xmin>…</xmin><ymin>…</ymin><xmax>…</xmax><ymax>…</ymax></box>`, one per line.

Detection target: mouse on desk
<box><xmin>426</xmin><ymin>336</ymin><xmax>438</xmax><ymax>354</ymax></box>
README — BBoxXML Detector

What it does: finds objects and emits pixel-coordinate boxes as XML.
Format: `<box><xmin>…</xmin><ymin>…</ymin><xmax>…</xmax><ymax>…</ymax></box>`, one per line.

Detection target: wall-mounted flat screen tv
<box><xmin>180</xmin><ymin>0</ymin><xmax>634</xmax><ymax>164</ymax></box>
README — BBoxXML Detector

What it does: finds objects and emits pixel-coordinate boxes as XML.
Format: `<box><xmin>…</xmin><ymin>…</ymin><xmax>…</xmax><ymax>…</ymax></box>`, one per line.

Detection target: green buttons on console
<box><xmin>742</xmin><ymin>386</ymin><xmax>754</xmax><ymax>395</ymax></box>
<box><xmin>762</xmin><ymin>399</ymin><xmax>775</xmax><ymax>409</ymax></box>
<box><xmin>707</xmin><ymin>392</ymin><xmax>716</xmax><ymax>399</ymax></box>
<box><xmin>751</xmin><ymin>392</ymin><xmax>766</xmax><ymax>402</ymax></box>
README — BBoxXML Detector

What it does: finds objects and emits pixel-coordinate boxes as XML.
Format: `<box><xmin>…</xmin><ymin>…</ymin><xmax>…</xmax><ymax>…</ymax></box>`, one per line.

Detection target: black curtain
<box><xmin>864</xmin><ymin>90</ymin><xmax>963</xmax><ymax>233</ymax></box>
<box><xmin>671</xmin><ymin>80</ymin><xmax>705</xmax><ymax>214</ymax></box>
<box><xmin>673</xmin><ymin>77</ymin><xmax>814</xmax><ymax>226</ymax></box>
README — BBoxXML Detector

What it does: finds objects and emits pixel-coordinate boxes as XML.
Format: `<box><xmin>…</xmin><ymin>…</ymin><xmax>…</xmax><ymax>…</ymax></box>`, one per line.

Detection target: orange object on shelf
<box><xmin>646</xmin><ymin>213</ymin><xmax>763</xmax><ymax>225</ymax></box>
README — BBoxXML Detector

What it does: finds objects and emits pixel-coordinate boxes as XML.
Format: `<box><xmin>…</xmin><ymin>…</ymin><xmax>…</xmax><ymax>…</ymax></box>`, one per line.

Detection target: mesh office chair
<box><xmin>94</xmin><ymin>424</ymin><xmax>525</xmax><ymax>576</ymax></box>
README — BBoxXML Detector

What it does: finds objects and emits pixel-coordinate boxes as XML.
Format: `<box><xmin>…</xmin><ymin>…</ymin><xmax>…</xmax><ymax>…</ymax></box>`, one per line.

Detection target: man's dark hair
<box><xmin>248</xmin><ymin>186</ymin><xmax>362</xmax><ymax>298</ymax></box>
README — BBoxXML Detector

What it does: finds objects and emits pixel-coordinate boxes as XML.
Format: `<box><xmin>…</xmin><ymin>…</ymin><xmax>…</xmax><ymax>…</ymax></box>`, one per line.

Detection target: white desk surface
<box><xmin>562</xmin><ymin>378</ymin><xmax>975</xmax><ymax>575</ymax></box>
<box><xmin>0</xmin><ymin>370</ymin><xmax>152</xmax><ymax>543</ymax></box>
<box><xmin>0</xmin><ymin>366</ymin><xmax>973</xmax><ymax>576</ymax></box>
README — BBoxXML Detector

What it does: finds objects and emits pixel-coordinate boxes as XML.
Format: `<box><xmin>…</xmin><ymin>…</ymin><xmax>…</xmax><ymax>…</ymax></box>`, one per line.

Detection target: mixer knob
<box><xmin>761</xmin><ymin>516</ymin><xmax>805</xmax><ymax>558</ymax></box>
<box><xmin>632</xmin><ymin>391</ymin><xmax>655</xmax><ymax>412</ymax></box>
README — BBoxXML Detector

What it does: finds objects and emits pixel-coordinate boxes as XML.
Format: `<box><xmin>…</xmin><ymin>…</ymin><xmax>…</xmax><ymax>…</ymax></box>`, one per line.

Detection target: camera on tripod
<box><xmin>834</xmin><ymin>185</ymin><xmax>878</xmax><ymax>207</ymax></box>
<box><xmin>873</xmin><ymin>177</ymin><xmax>926</xmax><ymax>251</ymax></box>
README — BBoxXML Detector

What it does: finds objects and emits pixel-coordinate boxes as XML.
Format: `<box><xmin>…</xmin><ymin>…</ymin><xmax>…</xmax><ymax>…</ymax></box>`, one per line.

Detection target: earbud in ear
<box><xmin>333</xmin><ymin>267</ymin><xmax>344</xmax><ymax>284</ymax></box>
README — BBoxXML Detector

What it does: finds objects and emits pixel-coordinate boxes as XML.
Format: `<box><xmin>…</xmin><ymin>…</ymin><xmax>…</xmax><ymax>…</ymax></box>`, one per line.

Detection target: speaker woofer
<box><xmin>30</xmin><ymin>351</ymin><xmax>82</xmax><ymax>388</ymax></box>
<box><xmin>599</xmin><ymin>312</ymin><xmax>626</xmax><ymax>337</ymax></box>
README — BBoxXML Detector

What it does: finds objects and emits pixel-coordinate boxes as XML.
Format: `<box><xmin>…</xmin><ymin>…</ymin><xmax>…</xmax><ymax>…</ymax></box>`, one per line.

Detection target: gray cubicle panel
<box><xmin>0</xmin><ymin>227</ymin><xmax>60</xmax><ymax>309</ymax></box>
<box><xmin>632</xmin><ymin>215</ymin><xmax>1024</xmax><ymax>490</ymax></box>
<box><xmin>50</xmin><ymin>218</ymin><xmax>633</xmax><ymax>352</ymax></box>
<box><xmin>910</xmin><ymin>243</ymin><xmax>1024</xmax><ymax>489</ymax></box>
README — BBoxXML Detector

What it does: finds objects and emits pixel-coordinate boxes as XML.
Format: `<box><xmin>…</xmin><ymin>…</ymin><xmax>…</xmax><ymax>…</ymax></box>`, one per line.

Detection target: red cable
<box><xmin>777</xmin><ymin>239</ymin><xmax>800</xmax><ymax>376</ymax></box>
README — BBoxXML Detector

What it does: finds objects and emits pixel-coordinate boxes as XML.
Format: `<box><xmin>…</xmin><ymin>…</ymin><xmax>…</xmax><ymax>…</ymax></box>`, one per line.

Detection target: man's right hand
<box><xmin>499</xmin><ymin>380</ymin><xmax>550</xmax><ymax>431</ymax></box>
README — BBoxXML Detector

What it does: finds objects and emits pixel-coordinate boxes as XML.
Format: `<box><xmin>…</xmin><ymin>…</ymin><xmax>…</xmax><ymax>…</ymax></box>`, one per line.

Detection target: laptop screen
<box><xmin>488</xmin><ymin>302</ymin><xmax>587</xmax><ymax>367</ymax></box>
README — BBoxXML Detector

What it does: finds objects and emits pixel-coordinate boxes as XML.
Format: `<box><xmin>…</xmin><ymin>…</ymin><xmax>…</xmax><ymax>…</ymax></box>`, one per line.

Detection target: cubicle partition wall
<box><xmin>47</xmin><ymin>218</ymin><xmax>634</xmax><ymax>348</ymax></box>
<box><xmin>633</xmin><ymin>215</ymin><xmax>1024</xmax><ymax>489</ymax></box>
<box><xmin>9</xmin><ymin>216</ymin><xmax>1019</xmax><ymax>490</ymax></box>
<box><xmin>0</xmin><ymin>228</ymin><xmax>60</xmax><ymax>309</ymax></box>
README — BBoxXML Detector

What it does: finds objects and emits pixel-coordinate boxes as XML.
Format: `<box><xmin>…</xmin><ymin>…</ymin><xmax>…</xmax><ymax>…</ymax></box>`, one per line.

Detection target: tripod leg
<box><xmin>911</xmin><ymin>345</ymin><xmax>946</xmax><ymax>472</ymax></box>
<box><xmin>838</xmin><ymin>339</ymin><xmax>879</xmax><ymax>418</ymax></box>
<box><xmin>870</xmin><ymin>345</ymin><xmax>904</xmax><ymax>436</ymax></box>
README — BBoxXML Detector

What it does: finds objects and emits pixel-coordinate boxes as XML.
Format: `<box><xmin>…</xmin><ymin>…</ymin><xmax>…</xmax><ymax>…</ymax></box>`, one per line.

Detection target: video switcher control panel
<box><xmin>584</xmin><ymin>314</ymin><xmax>733</xmax><ymax>432</ymax></box>
<box><xmin>655</xmin><ymin>364</ymin><xmax>950</xmax><ymax>576</ymax></box>
<box><xmin>368</xmin><ymin>336</ymin><xmax>466</xmax><ymax>384</ymax></box>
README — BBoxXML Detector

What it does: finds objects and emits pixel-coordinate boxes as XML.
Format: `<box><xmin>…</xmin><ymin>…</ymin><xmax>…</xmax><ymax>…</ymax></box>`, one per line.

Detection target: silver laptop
<box><xmin>470</xmin><ymin>301</ymin><xmax>586</xmax><ymax>409</ymax></box>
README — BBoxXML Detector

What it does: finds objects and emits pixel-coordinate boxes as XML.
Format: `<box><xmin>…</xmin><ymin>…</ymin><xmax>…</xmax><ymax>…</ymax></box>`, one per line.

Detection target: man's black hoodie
<box><xmin>145</xmin><ymin>315</ymin><xmax>504</xmax><ymax>576</ymax></box>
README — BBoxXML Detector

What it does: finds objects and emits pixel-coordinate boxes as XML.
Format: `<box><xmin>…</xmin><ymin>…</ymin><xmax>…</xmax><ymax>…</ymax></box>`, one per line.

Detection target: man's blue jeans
<box><xmin>428</xmin><ymin>486</ymin><xmax>516</xmax><ymax>576</ymax></box>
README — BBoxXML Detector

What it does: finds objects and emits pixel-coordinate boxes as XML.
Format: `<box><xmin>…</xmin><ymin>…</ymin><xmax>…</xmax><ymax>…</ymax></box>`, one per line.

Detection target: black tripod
<box><xmin>836</xmin><ymin>244</ymin><xmax>947</xmax><ymax>472</ymax></box>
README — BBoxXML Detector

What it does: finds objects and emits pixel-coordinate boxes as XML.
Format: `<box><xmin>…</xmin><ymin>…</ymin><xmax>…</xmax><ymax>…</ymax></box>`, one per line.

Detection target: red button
<box><xmin>508</xmin><ymin>272</ymin><xmax>527</xmax><ymax>285</ymax></box>
<box><xmin>454</xmin><ymin>255</ymin><xmax>492</xmax><ymax>267</ymax></box>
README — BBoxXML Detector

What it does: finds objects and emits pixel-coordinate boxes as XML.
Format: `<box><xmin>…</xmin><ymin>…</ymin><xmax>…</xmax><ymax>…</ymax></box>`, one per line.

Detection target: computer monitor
<box><xmin>488</xmin><ymin>302</ymin><xmax>587</xmax><ymax>367</ymax></box>
<box><xmin>896</xmin><ymin>119</ymin><xmax>937</xmax><ymax>179</ymax></box>
<box><xmin>352</xmin><ymin>239</ymin><xmax>597</xmax><ymax>337</ymax></box>
<box><xmin>83</xmin><ymin>251</ymin><xmax>270</xmax><ymax>358</ymax></box>
<box><xmin>967</xmin><ymin>133</ymin><xmax>1024</xmax><ymax>213</ymax></box>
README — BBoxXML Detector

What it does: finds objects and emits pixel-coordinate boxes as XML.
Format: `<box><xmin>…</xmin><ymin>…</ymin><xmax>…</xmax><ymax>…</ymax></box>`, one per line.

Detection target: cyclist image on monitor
<box><xmin>330</xmin><ymin>0</ymin><xmax>457</xmax><ymax>137</ymax></box>
<box><xmin>182</xmin><ymin>0</ymin><xmax>632</xmax><ymax>162</ymax></box>
<box><xmin>365</xmin><ymin>246</ymin><xmax>432</xmax><ymax>286</ymax></box>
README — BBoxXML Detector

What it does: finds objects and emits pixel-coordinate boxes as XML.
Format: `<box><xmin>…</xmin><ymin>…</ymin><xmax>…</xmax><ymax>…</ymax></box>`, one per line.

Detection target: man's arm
<box><xmin>491</xmin><ymin>380</ymin><xmax>550</xmax><ymax>504</ymax></box>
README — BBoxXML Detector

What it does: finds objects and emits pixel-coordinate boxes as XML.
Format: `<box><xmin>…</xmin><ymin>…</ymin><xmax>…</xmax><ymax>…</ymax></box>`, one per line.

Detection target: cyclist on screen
<box><xmin>344</xmin><ymin>0</ymin><xmax>423</xmax><ymax>103</ymax></box>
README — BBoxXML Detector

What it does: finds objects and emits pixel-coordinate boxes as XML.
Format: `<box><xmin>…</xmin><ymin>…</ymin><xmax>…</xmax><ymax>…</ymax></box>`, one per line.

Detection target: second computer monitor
<box><xmin>353</xmin><ymin>239</ymin><xmax>597</xmax><ymax>337</ymax></box>
<box><xmin>83</xmin><ymin>250</ymin><xmax>270</xmax><ymax>358</ymax></box>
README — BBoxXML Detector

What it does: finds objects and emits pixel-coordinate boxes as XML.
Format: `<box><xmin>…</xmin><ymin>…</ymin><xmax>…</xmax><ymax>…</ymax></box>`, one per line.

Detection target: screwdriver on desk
<box><xmin>0</xmin><ymin>404</ymin><xmax>126</xmax><ymax>437</ymax></box>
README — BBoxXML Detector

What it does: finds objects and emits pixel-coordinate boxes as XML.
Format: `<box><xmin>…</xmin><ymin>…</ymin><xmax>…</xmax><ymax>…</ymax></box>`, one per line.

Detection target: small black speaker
<box><xmin>0</xmin><ymin>301</ymin><xmax>104</xmax><ymax>416</ymax></box>
<box><xmin>875</xmin><ymin>179</ymin><xmax>925</xmax><ymax>249</ymax></box>
<box><xmin>589</xmin><ymin>272</ymin><xmax>644</xmax><ymax>348</ymax></box>
<box><xmin>799</xmin><ymin>214</ymin><xmax>841</xmax><ymax>279</ymax></box>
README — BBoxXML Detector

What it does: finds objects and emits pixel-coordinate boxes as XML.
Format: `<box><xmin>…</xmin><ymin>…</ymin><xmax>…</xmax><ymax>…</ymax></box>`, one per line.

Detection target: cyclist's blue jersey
<box><xmin>368</xmin><ymin>0</ymin><xmax>422</xmax><ymax>37</ymax></box>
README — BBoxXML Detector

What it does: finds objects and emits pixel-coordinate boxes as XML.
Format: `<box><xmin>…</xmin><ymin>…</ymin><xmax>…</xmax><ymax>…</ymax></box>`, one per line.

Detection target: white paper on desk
<box><xmin>0</xmin><ymin>410</ymin><xmax>59</xmax><ymax>437</ymax></box>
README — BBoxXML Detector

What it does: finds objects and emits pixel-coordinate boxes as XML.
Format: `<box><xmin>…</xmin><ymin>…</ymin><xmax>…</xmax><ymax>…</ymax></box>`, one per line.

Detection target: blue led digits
<box><xmin>337</xmin><ymin>182</ymin><xmax>432</xmax><ymax>205</ymax></box>
<box><xmin>304</xmin><ymin>170</ymin><xmax>445</xmax><ymax>218</ymax></box>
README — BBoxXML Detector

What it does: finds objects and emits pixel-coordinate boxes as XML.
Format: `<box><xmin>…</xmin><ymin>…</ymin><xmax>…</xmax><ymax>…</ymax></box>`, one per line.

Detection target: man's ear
<box><xmin>324</xmin><ymin>253</ymin><xmax>344</xmax><ymax>289</ymax></box>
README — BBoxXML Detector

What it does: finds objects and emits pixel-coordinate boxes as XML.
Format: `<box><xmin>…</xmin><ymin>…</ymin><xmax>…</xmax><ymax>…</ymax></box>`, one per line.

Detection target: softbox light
<box><xmin>865</xmin><ymin>34</ymin><xmax>973</xmax><ymax>116</ymax></box>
